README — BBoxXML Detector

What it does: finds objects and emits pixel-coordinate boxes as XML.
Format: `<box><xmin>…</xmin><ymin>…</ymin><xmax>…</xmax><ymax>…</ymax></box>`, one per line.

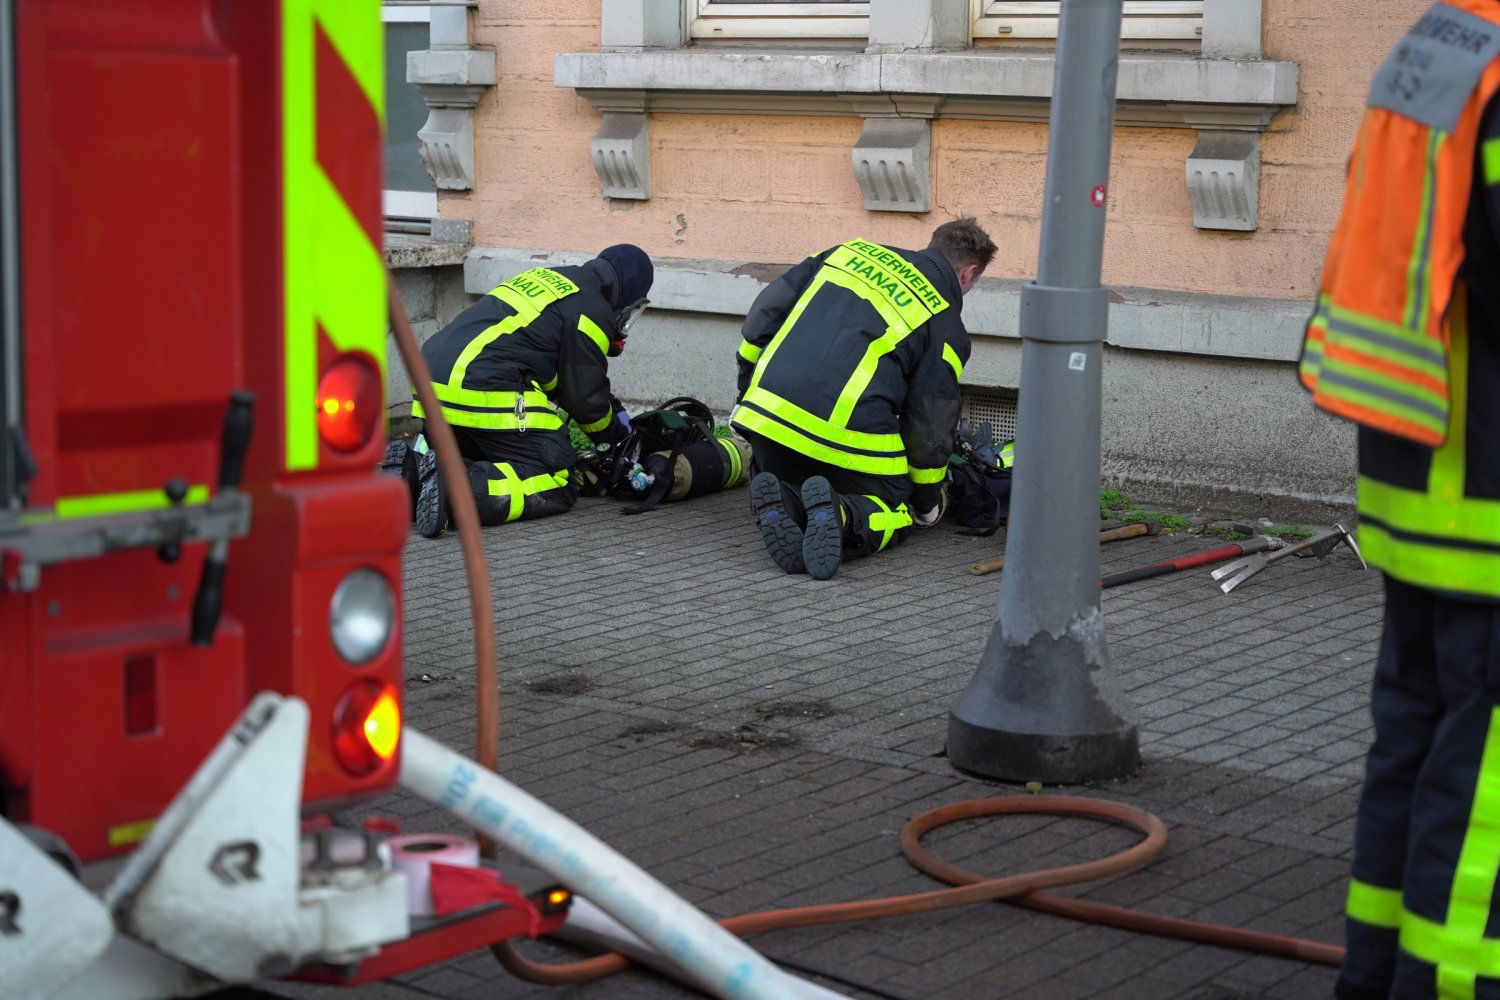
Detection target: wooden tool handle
<box><xmin>969</xmin><ymin>522</ymin><xmax>1150</xmax><ymax>576</ymax></box>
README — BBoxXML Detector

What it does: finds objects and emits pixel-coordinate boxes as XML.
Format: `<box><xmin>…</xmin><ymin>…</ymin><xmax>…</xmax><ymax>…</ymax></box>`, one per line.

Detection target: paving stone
<box><xmin>270</xmin><ymin>491</ymin><xmax>1379</xmax><ymax>1000</ymax></box>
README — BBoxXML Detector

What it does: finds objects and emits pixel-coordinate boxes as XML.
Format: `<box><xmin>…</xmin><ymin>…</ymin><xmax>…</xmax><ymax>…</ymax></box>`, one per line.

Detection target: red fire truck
<box><xmin>0</xmin><ymin>1</ymin><xmax>569</xmax><ymax>995</ymax></box>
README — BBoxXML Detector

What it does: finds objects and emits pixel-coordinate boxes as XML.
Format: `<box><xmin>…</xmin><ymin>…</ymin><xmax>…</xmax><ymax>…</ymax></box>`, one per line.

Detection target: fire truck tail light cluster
<box><xmin>333</xmin><ymin>679</ymin><xmax>401</xmax><ymax>776</ymax></box>
<box><xmin>316</xmin><ymin>355</ymin><xmax>380</xmax><ymax>453</ymax></box>
<box><xmin>329</xmin><ymin>567</ymin><xmax>394</xmax><ymax>665</ymax></box>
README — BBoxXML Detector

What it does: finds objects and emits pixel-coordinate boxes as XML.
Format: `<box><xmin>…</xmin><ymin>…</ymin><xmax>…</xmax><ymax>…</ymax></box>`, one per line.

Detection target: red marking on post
<box><xmin>1091</xmin><ymin>185</ymin><xmax>1107</xmax><ymax>208</ymax></box>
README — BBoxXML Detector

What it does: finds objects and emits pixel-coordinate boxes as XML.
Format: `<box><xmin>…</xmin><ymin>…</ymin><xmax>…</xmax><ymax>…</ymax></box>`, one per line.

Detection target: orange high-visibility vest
<box><xmin>1299</xmin><ymin>0</ymin><xmax>1500</xmax><ymax>446</ymax></box>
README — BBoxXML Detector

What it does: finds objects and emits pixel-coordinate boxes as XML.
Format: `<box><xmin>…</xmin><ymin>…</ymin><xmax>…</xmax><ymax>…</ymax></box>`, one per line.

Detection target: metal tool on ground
<box><xmin>969</xmin><ymin>521</ymin><xmax>1157</xmax><ymax>577</ymax></box>
<box><xmin>1101</xmin><ymin>534</ymin><xmax>1280</xmax><ymax>590</ymax></box>
<box><xmin>1212</xmin><ymin>522</ymin><xmax>1367</xmax><ymax>594</ymax></box>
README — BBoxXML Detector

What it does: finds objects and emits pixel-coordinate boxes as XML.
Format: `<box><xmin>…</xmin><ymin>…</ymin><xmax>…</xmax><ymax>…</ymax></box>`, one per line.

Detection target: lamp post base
<box><xmin>947</xmin><ymin>623</ymin><xmax>1140</xmax><ymax>784</ymax></box>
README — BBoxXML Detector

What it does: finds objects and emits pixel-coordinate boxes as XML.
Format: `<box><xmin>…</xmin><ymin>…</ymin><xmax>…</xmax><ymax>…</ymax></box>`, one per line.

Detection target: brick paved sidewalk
<box><xmin>270</xmin><ymin>487</ymin><xmax>1382</xmax><ymax>1000</ymax></box>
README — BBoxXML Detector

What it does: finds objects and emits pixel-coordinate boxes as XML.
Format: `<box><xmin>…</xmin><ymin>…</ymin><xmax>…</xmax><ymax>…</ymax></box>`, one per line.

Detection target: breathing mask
<box><xmin>609</xmin><ymin>298</ymin><xmax>649</xmax><ymax>357</ymax></box>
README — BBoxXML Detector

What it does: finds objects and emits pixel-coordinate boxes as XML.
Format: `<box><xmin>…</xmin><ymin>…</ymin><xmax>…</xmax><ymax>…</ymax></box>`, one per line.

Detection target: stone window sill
<box><xmin>554</xmin><ymin>48</ymin><xmax>1297</xmax><ymax>130</ymax></box>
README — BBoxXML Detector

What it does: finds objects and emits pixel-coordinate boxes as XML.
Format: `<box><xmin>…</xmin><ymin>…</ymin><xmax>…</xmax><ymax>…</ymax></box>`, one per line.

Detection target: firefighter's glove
<box><xmin>911</xmin><ymin>483</ymin><xmax>947</xmax><ymax>527</ymax></box>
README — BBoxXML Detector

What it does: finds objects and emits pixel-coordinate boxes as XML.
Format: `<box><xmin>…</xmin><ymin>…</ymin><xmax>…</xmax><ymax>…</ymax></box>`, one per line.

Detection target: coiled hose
<box><xmin>385</xmin><ymin>280</ymin><xmax>1345</xmax><ymax>993</ymax></box>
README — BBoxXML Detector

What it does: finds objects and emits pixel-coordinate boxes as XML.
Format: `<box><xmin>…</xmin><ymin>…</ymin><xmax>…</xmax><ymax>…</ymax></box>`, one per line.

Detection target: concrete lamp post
<box><xmin>948</xmin><ymin>0</ymin><xmax>1140</xmax><ymax>784</ymax></box>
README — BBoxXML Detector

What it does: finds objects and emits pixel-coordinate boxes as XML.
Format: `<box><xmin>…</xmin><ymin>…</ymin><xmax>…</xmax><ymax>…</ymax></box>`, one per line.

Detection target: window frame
<box><xmin>381</xmin><ymin>3</ymin><xmax>438</xmax><ymax>221</ymax></box>
<box><xmin>689</xmin><ymin>0</ymin><xmax>871</xmax><ymax>42</ymax></box>
<box><xmin>972</xmin><ymin>0</ymin><xmax>1203</xmax><ymax>43</ymax></box>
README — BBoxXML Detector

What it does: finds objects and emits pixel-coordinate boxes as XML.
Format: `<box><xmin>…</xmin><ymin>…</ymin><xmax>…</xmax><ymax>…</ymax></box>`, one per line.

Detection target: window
<box><xmin>690</xmin><ymin>0</ymin><xmax>870</xmax><ymax>42</ymax></box>
<box><xmin>382</xmin><ymin>4</ymin><xmax>437</xmax><ymax>221</ymax></box>
<box><xmin>972</xmin><ymin>1</ymin><xmax>1203</xmax><ymax>43</ymax></box>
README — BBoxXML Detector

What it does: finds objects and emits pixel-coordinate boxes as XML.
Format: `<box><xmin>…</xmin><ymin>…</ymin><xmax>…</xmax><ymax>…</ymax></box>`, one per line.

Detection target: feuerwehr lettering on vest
<box><xmin>1414</xmin><ymin>7</ymin><xmax>1495</xmax><ymax>55</ymax></box>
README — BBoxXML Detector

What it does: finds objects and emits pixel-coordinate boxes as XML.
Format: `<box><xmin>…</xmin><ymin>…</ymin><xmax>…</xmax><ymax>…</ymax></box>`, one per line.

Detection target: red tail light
<box><xmin>332</xmin><ymin>680</ymin><xmax>401</xmax><ymax>776</ymax></box>
<box><xmin>316</xmin><ymin>354</ymin><xmax>381</xmax><ymax>453</ymax></box>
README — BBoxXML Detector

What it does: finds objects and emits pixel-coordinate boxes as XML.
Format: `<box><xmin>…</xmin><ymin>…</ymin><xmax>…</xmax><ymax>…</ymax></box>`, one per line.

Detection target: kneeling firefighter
<box><xmin>731</xmin><ymin>218</ymin><xmax>997</xmax><ymax>579</ymax></box>
<box><xmin>399</xmin><ymin>245</ymin><xmax>653</xmax><ymax>538</ymax></box>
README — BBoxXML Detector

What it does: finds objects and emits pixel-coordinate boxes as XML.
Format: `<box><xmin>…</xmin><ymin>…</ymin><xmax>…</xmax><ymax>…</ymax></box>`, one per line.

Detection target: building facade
<box><xmin>387</xmin><ymin>0</ymin><xmax>1420</xmax><ymax>515</ymax></box>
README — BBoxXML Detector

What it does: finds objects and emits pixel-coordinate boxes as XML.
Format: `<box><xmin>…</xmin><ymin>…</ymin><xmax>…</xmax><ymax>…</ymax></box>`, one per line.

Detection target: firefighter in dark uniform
<box><xmin>732</xmin><ymin>219</ymin><xmax>996</xmax><ymax>580</ymax></box>
<box><xmin>1296</xmin><ymin>3</ymin><xmax>1500</xmax><ymax>995</ymax></box>
<box><xmin>409</xmin><ymin>244</ymin><xmax>652</xmax><ymax>538</ymax></box>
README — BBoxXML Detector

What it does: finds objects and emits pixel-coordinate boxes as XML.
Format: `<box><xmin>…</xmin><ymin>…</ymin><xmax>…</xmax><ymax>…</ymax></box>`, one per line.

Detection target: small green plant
<box><xmin>1099</xmin><ymin>489</ymin><xmax>1189</xmax><ymax>532</ymax></box>
<box><xmin>1099</xmin><ymin>488</ymin><xmax>1128</xmax><ymax>518</ymax></box>
<box><xmin>567</xmin><ymin>419</ymin><xmax>593</xmax><ymax>454</ymax></box>
<box><xmin>1263</xmin><ymin>523</ymin><xmax>1316</xmax><ymax>539</ymax></box>
<box><xmin>1224</xmin><ymin>530</ymin><xmax>1251</xmax><ymax>541</ymax></box>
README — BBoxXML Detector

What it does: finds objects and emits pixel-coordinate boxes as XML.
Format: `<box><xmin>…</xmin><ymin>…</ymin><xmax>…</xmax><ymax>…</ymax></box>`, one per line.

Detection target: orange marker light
<box><xmin>316</xmin><ymin>355</ymin><xmax>380</xmax><ymax>453</ymax></box>
<box><xmin>547</xmin><ymin>889</ymin><xmax>570</xmax><ymax>906</ymax></box>
<box><xmin>333</xmin><ymin>680</ymin><xmax>401</xmax><ymax>776</ymax></box>
<box><xmin>363</xmin><ymin>689</ymin><xmax>400</xmax><ymax>762</ymax></box>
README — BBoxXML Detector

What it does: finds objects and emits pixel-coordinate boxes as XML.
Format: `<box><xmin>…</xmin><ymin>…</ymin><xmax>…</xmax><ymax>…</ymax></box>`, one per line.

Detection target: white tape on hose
<box><xmin>388</xmin><ymin>834</ymin><xmax>480</xmax><ymax>916</ymax></box>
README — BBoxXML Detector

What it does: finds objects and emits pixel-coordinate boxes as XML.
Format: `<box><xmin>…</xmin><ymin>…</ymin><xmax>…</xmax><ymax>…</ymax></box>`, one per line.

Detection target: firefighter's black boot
<box><xmin>380</xmin><ymin>437</ymin><xmax>421</xmax><ymax>520</ymax></box>
<box><xmin>414</xmin><ymin>451</ymin><xmax>449</xmax><ymax>539</ymax></box>
<box><xmin>750</xmin><ymin>471</ymin><xmax>805</xmax><ymax>573</ymax></box>
<box><xmin>800</xmin><ymin>476</ymin><xmax>843</xmax><ymax>581</ymax></box>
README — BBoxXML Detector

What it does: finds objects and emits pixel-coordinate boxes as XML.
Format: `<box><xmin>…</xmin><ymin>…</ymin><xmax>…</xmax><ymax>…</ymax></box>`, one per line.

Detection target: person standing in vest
<box><xmin>1298</xmin><ymin>3</ymin><xmax>1500</xmax><ymax>996</ymax></box>
<box><xmin>403</xmin><ymin>245</ymin><xmax>653</xmax><ymax>538</ymax></box>
<box><xmin>731</xmin><ymin>219</ymin><xmax>996</xmax><ymax>580</ymax></box>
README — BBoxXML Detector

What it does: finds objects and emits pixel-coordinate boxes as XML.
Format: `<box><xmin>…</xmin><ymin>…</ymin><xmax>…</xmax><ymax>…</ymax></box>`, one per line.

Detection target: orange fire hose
<box><xmin>386</xmin><ymin>283</ymin><xmax>1344</xmax><ymax>992</ymax></box>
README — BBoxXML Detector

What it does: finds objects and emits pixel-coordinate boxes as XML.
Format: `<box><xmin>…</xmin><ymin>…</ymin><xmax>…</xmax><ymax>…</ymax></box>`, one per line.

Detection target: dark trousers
<box><xmin>744</xmin><ymin>432</ymin><xmax>914</xmax><ymax>559</ymax></box>
<box><xmin>439</xmin><ymin>425</ymin><xmax>579</xmax><ymax>527</ymax></box>
<box><xmin>1339</xmin><ymin>576</ymin><xmax>1500</xmax><ymax>999</ymax></box>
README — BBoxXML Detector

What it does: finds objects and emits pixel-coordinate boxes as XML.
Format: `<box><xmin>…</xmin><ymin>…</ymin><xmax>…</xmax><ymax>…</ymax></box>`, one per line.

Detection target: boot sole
<box><xmin>800</xmin><ymin>476</ymin><xmax>842</xmax><ymax>581</ymax></box>
<box><xmin>414</xmin><ymin>452</ymin><xmax>447</xmax><ymax>539</ymax></box>
<box><xmin>750</xmin><ymin>472</ymin><xmax>805</xmax><ymax>574</ymax></box>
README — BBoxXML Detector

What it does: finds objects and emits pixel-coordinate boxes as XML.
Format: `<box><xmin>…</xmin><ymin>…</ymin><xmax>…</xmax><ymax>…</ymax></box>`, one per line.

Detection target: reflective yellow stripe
<box><xmin>1356</xmin><ymin>302</ymin><xmax>1500</xmax><ymax>597</ymax></box>
<box><xmin>740</xmin><ymin>386</ymin><xmax>904</xmax><ymax>457</ymax></box>
<box><xmin>107</xmin><ymin>818</ymin><xmax>157</xmax><ymax>848</ymax></box>
<box><xmin>501</xmin><ymin>267</ymin><xmax>580</xmax><ymax>302</ymax></box>
<box><xmin>738</xmin><ymin>339</ymin><xmax>763</xmax><ymax>364</ymax></box>
<box><xmin>748</xmin><ymin>270</ymin><xmax>830</xmax><ymax>395</ymax></box>
<box><xmin>1440</xmin><ymin>705</ymin><xmax>1500</xmax><ymax>995</ymax></box>
<box><xmin>578</xmin><ymin>410</ymin><xmax>614</xmax><ymax>434</ymax></box>
<box><xmin>864</xmin><ymin>495</ymin><xmax>911</xmax><ymax>552</ymax></box>
<box><xmin>909</xmin><ymin>466</ymin><xmax>946</xmax><ymax>486</ymax></box>
<box><xmin>54</xmin><ymin>485</ymin><xmax>210</xmax><ymax>520</ymax></box>
<box><xmin>1485</xmin><ymin>138</ymin><xmax>1500</xmax><ymax>187</ymax></box>
<box><xmin>450</xmin><ymin>313</ymin><xmax>532</xmax><ymax>390</ymax></box>
<box><xmin>430</xmin><ymin>384</ymin><xmax>555</xmax><ymax>411</ymax></box>
<box><xmin>282</xmin><ymin>0</ymin><xmax>385</xmax><ymax>471</ymax></box>
<box><xmin>942</xmin><ymin>343</ymin><xmax>963</xmax><ymax>382</ymax></box>
<box><xmin>1430</xmin><ymin>289</ymin><xmax>1469</xmax><ymax>501</ymax></box>
<box><xmin>822</xmin><ymin>269</ymin><xmax>919</xmax><ymax>427</ymax></box>
<box><xmin>1347</xmin><ymin>879</ymin><xmax>1402</xmax><ymax>930</ymax></box>
<box><xmin>717</xmin><ymin>436</ymin><xmax>742</xmax><ymax>486</ymax></box>
<box><xmin>421</xmin><ymin>405</ymin><xmax>564</xmax><ymax>432</ymax></box>
<box><xmin>999</xmin><ymin>442</ymin><xmax>1015</xmax><ymax>469</ymax></box>
<box><xmin>1356</xmin><ymin>519</ymin><xmax>1500</xmax><ymax>597</ymax></box>
<box><xmin>1404</xmin><ymin>128</ymin><xmax>1442</xmax><ymax>333</ymax></box>
<box><xmin>487</xmin><ymin>464</ymin><xmax>570</xmax><ymax>523</ymax></box>
<box><xmin>578</xmin><ymin>314</ymin><xmax>610</xmax><ymax>356</ymax></box>
<box><xmin>541</xmin><ymin>374</ymin><xmax>558</xmax><ymax>392</ymax></box>
<box><xmin>452</xmin><ymin>269</ymin><xmax>582</xmax><ymax>388</ymax></box>
<box><xmin>732</xmin><ymin>406</ymin><xmax>907</xmax><ymax>478</ymax></box>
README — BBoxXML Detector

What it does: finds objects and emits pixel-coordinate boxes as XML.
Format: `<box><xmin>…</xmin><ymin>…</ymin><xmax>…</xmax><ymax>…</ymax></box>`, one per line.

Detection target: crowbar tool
<box><xmin>1211</xmin><ymin>522</ymin><xmax>1367</xmax><ymax>594</ymax></box>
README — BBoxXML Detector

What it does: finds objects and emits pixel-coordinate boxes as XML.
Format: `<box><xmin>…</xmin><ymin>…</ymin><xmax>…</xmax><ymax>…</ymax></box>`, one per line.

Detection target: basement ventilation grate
<box><xmin>960</xmin><ymin>387</ymin><xmax>1019</xmax><ymax>446</ymax></box>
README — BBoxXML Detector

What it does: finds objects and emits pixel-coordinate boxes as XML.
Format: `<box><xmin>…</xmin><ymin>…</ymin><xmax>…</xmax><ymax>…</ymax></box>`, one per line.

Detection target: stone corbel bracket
<box><xmin>1187</xmin><ymin>132</ymin><xmax>1261</xmax><ymax>232</ymax></box>
<box><xmin>853</xmin><ymin>118</ymin><xmax>931</xmax><ymax>213</ymax></box>
<box><xmin>407</xmin><ymin>48</ymin><xmax>496</xmax><ymax>191</ymax></box>
<box><xmin>593</xmin><ymin>114</ymin><xmax>652</xmax><ymax>200</ymax></box>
